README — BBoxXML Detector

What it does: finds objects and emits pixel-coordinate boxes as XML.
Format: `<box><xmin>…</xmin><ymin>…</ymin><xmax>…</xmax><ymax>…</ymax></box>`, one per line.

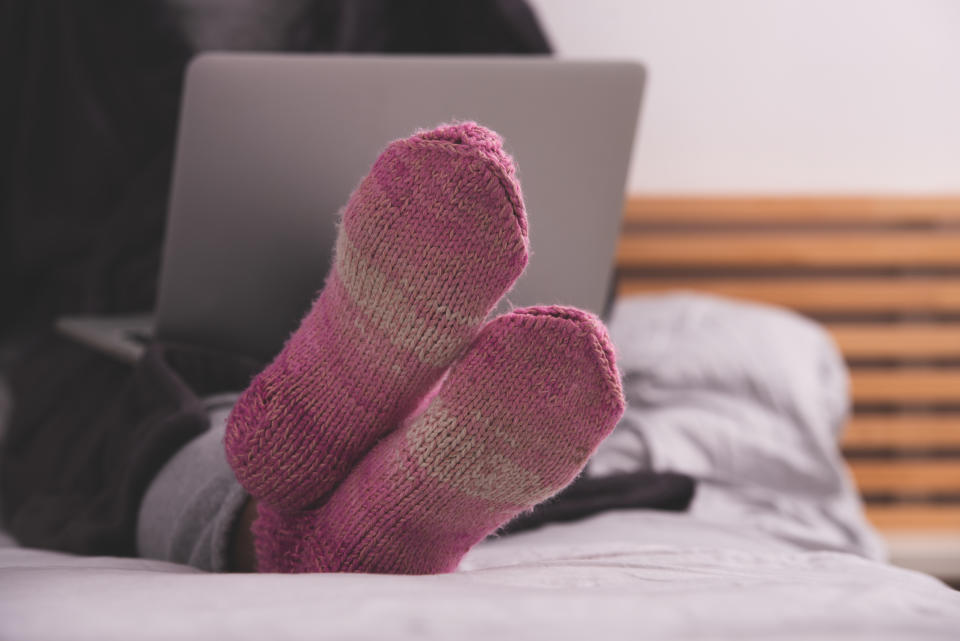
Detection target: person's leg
<box><xmin>140</xmin><ymin>122</ymin><xmax>528</xmax><ymax>571</ymax></box>
<box><xmin>137</xmin><ymin>394</ymin><xmax>249</xmax><ymax>571</ymax></box>
<box><xmin>136</xmin><ymin>392</ymin><xmax>259</xmax><ymax>572</ymax></box>
<box><xmin>252</xmin><ymin>306</ymin><xmax>624</xmax><ymax>574</ymax></box>
<box><xmin>142</xmin><ymin>309</ymin><xmax>624</xmax><ymax>575</ymax></box>
<box><xmin>229</xmin><ymin>496</ymin><xmax>258</xmax><ymax>572</ymax></box>
<box><xmin>225</xmin><ymin>122</ymin><xmax>529</xmax><ymax>513</ymax></box>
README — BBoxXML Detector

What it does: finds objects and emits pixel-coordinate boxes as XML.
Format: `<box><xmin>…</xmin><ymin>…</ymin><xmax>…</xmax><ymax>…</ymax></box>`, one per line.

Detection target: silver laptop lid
<box><xmin>157</xmin><ymin>54</ymin><xmax>644</xmax><ymax>361</ymax></box>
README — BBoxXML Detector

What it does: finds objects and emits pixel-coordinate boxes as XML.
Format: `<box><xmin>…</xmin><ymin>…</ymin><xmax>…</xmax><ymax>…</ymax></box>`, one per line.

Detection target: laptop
<box><xmin>59</xmin><ymin>54</ymin><xmax>644</xmax><ymax>363</ymax></box>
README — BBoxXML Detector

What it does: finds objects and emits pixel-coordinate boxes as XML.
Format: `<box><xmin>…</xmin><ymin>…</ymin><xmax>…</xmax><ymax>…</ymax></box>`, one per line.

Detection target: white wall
<box><xmin>528</xmin><ymin>0</ymin><xmax>960</xmax><ymax>194</ymax></box>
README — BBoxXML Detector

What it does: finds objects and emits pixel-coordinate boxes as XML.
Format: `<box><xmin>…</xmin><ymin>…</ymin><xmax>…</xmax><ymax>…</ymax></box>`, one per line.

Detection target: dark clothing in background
<box><xmin>2</xmin><ymin>334</ymin><xmax>261</xmax><ymax>555</ymax></box>
<box><xmin>0</xmin><ymin>0</ymin><xmax>189</xmax><ymax>339</ymax></box>
<box><xmin>501</xmin><ymin>472</ymin><xmax>696</xmax><ymax>536</ymax></box>
<box><xmin>0</xmin><ymin>0</ymin><xmax>694</xmax><ymax>558</ymax></box>
<box><xmin>0</xmin><ymin>0</ymin><xmax>552</xmax><ymax>338</ymax></box>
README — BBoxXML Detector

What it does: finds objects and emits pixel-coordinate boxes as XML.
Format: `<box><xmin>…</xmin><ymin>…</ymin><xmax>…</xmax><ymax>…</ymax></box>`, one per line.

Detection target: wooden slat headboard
<box><xmin>616</xmin><ymin>195</ymin><xmax>960</xmax><ymax>532</ymax></box>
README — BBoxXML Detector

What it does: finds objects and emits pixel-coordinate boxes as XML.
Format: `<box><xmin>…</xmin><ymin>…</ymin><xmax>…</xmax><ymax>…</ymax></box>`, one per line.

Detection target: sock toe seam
<box><xmin>395</xmin><ymin>137</ymin><xmax>528</xmax><ymax>241</ymax></box>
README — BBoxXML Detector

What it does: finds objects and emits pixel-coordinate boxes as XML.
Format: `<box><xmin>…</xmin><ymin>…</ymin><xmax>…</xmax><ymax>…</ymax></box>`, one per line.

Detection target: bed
<box><xmin>3</xmin><ymin>511</ymin><xmax>958</xmax><ymax>641</ymax></box>
<box><xmin>5</xmin><ymin>194</ymin><xmax>960</xmax><ymax>639</ymax></box>
<box><xmin>3</xmin><ymin>280</ymin><xmax>960</xmax><ymax>640</ymax></box>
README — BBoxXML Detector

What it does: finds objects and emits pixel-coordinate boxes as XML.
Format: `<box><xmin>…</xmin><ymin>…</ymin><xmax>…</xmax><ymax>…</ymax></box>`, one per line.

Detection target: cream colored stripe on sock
<box><xmin>334</xmin><ymin>233</ymin><xmax>483</xmax><ymax>366</ymax></box>
<box><xmin>402</xmin><ymin>400</ymin><xmax>582</xmax><ymax>506</ymax></box>
<box><xmin>335</xmin><ymin>213</ymin><xmax>504</xmax><ymax>366</ymax></box>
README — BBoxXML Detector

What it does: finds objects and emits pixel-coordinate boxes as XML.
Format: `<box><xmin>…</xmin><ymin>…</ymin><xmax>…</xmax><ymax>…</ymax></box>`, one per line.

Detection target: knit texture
<box><xmin>224</xmin><ymin>122</ymin><xmax>529</xmax><ymax>511</ymax></box>
<box><xmin>252</xmin><ymin>306</ymin><xmax>626</xmax><ymax>574</ymax></box>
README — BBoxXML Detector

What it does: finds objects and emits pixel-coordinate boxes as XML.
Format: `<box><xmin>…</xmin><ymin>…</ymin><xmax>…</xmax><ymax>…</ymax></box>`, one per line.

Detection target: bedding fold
<box><xmin>590</xmin><ymin>292</ymin><xmax>884</xmax><ymax>560</ymax></box>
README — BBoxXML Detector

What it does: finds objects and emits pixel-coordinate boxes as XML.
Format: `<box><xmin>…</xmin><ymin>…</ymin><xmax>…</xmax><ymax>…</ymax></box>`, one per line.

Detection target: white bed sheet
<box><xmin>3</xmin><ymin>511</ymin><xmax>959</xmax><ymax>641</ymax></box>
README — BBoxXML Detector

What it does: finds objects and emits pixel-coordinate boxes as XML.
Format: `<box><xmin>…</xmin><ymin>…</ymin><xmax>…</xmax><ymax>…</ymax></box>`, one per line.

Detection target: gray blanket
<box><xmin>589</xmin><ymin>292</ymin><xmax>884</xmax><ymax>560</ymax></box>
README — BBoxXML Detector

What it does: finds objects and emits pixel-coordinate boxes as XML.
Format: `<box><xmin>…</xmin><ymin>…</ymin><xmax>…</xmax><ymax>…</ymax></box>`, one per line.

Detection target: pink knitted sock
<box><xmin>252</xmin><ymin>306</ymin><xmax>626</xmax><ymax>574</ymax></box>
<box><xmin>224</xmin><ymin>123</ymin><xmax>529</xmax><ymax>511</ymax></box>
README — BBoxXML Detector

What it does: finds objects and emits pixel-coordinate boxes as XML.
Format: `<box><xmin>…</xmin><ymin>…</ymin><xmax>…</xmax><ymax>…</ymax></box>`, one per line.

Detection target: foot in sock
<box><xmin>225</xmin><ymin>123</ymin><xmax>529</xmax><ymax>511</ymax></box>
<box><xmin>252</xmin><ymin>306</ymin><xmax>626</xmax><ymax>574</ymax></box>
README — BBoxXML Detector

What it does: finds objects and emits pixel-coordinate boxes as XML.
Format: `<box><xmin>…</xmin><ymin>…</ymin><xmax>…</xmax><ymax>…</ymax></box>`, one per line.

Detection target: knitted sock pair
<box><xmin>224</xmin><ymin>123</ymin><xmax>625</xmax><ymax>574</ymax></box>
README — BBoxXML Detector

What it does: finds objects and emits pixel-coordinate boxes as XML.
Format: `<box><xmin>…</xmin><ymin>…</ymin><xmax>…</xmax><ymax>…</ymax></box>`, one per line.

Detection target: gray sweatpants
<box><xmin>136</xmin><ymin>393</ymin><xmax>247</xmax><ymax>572</ymax></box>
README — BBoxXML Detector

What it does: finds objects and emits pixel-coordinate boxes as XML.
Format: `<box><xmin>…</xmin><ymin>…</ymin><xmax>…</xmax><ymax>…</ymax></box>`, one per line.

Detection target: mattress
<box><xmin>3</xmin><ymin>511</ymin><xmax>959</xmax><ymax>641</ymax></box>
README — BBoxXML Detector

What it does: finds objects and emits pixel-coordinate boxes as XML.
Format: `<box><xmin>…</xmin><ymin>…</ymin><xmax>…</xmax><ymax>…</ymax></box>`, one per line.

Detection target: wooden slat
<box><xmin>865</xmin><ymin>505</ymin><xmax>960</xmax><ymax>530</ymax></box>
<box><xmin>617</xmin><ymin>278</ymin><xmax>960</xmax><ymax>313</ymax></box>
<box><xmin>851</xmin><ymin>369</ymin><xmax>960</xmax><ymax>404</ymax></box>
<box><xmin>850</xmin><ymin>460</ymin><xmax>960</xmax><ymax>493</ymax></box>
<box><xmin>617</xmin><ymin>231</ymin><xmax>960</xmax><ymax>268</ymax></box>
<box><xmin>828</xmin><ymin>324</ymin><xmax>960</xmax><ymax>359</ymax></box>
<box><xmin>618</xmin><ymin>196</ymin><xmax>960</xmax><ymax>535</ymax></box>
<box><xmin>624</xmin><ymin>196</ymin><xmax>960</xmax><ymax>225</ymax></box>
<box><xmin>843</xmin><ymin>416</ymin><xmax>960</xmax><ymax>448</ymax></box>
